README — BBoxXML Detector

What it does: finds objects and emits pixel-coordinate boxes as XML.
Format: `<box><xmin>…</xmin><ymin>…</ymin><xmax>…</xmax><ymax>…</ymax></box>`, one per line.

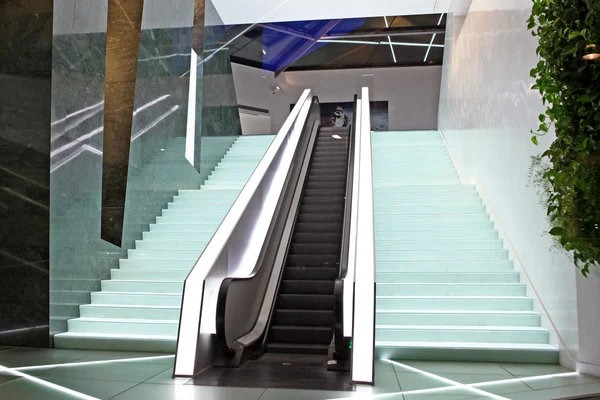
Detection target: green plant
<box><xmin>528</xmin><ymin>0</ymin><xmax>600</xmax><ymax>276</ymax></box>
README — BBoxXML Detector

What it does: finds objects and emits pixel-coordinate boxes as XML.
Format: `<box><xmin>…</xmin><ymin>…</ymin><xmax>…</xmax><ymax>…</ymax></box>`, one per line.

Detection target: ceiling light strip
<box><xmin>425</xmin><ymin>13</ymin><xmax>446</xmax><ymax>63</ymax></box>
<box><xmin>383</xmin><ymin>17</ymin><xmax>397</xmax><ymax>63</ymax></box>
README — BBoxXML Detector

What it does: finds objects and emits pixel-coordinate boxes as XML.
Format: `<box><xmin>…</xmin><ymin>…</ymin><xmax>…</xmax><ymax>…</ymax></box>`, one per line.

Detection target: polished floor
<box><xmin>0</xmin><ymin>347</ymin><xmax>599</xmax><ymax>399</ymax></box>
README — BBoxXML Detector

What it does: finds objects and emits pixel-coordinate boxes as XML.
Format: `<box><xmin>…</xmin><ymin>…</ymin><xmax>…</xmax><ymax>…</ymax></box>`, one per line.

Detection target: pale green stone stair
<box><xmin>54</xmin><ymin>134</ymin><xmax>274</xmax><ymax>352</ymax></box>
<box><xmin>372</xmin><ymin>130</ymin><xmax>558</xmax><ymax>363</ymax></box>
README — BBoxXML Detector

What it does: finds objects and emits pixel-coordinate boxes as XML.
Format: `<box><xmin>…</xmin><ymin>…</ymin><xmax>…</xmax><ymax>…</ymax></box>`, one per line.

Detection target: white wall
<box><xmin>212</xmin><ymin>0</ymin><xmax>451</xmax><ymax>25</ymax></box>
<box><xmin>239</xmin><ymin>112</ymin><xmax>272</xmax><ymax>135</ymax></box>
<box><xmin>439</xmin><ymin>0</ymin><xmax>582</xmax><ymax>369</ymax></box>
<box><xmin>232</xmin><ymin>63</ymin><xmax>442</xmax><ymax>133</ymax></box>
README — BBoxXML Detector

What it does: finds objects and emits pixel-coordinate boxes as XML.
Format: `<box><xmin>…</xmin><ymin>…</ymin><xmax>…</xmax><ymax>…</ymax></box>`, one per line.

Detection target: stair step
<box><xmin>270</xmin><ymin>325</ymin><xmax>333</xmax><ymax>344</ymax></box>
<box><xmin>376</xmin><ymin>283</ymin><xmax>526</xmax><ymax>296</ymax></box>
<box><xmin>376</xmin><ymin>296</ymin><xmax>533</xmax><ymax>311</ymax></box>
<box><xmin>149</xmin><ymin>223</ymin><xmax>219</xmax><ymax>233</ymax></box>
<box><xmin>54</xmin><ymin>332</ymin><xmax>176</xmax><ymax>352</ymax></box>
<box><xmin>287</xmin><ymin>254</ymin><xmax>339</xmax><ymax>265</ymax></box>
<box><xmin>111</xmin><ymin>269</ymin><xmax>189</xmax><ymax>280</ymax></box>
<box><xmin>135</xmin><ymin>240</ymin><xmax>208</xmax><ymax>251</ymax></box>
<box><xmin>91</xmin><ymin>292</ymin><xmax>182</xmax><ymax>306</ymax></box>
<box><xmin>142</xmin><ymin>231</ymin><xmax>215</xmax><ymax>242</ymax></box>
<box><xmin>376</xmin><ymin>310</ymin><xmax>541</xmax><ymax>327</ymax></box>
<box><xmin>80</xmin><ymin>304</ymin><xmax>181</xmax><ymax>319</ymax></box>
<box><xmin>376</xmin><ymin>260</ymin><xmax>514</xmax><ymax>272</ymax></box>
<box><xmin>376</xmin><ymin>240</ymin><xmax>503</xmax><ymax>251</ymax></box>
<box><xmin>376</xmin><ymin>272</ymin><xmax>519</xmax><ymax>283</ymax></box>
<box><xmin>101</xmin><ymin>280</ymin><xmax>184</xmax><ymax>293</ymax></box>
<box><xmin>375</xmin><ymin>230</ymin><xmax>498</xmax><ymax>241</ymax></box>
<box><xmin>375</xmin><ymin>325</ymin><xmax>549</xmax><ymax>344</ymax></box>
<box><xmin>118</xmin><ymin>259</ymin><xmax>194</xmax><ymax>270</ymax></box>
<box><xmin>300</xmin><ymin>204</ymin><xmax>344</xmax><ymax>214</ymax></box>
<box><xmin>374</xmin><ymin>342</ymin><xmax>559</xmax><ymax>364</ymax></box>
<box><xmin>67</xmin><ymin>318</ymin><xmax>179</xmax><ymax>336</ymax></box>
<box><xmin>374</xmin><ymin>213</ymin><xmax>489</xmax><ymax>223</ymax></box>
<box><xmin>127</xmin><ymin>250</ymin><xmax>201</xmax><ymax>260</ymax></box>
<box><xmin>376</xmin><ymin>249</ymin><xmax>508</xmax><ymax>262</ymax></box>
<box><xmin>292</xmin><ymin>232</ymin><xmax>341</xmax><ymax>243</ymax></box>
<box><xmin>375</xmin><ymin>221</ymin><xmax>494</xmax><ymax>232</ymax></box>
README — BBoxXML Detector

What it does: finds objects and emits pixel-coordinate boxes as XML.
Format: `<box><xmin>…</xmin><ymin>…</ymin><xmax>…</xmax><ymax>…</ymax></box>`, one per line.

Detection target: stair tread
<box><xmin>376</xmin><ymin>325</ymin><xmax>548</xmax><ymax>331</ymax></box>
<box><xmin>375</xmin><ymin>341</ymin><xmax>557</xmax><ymax>350</ymax></box>
<box><xmin>72</xmin><ymin>317</ymin><xmax>178</xmax><ymax>324</ymax></box>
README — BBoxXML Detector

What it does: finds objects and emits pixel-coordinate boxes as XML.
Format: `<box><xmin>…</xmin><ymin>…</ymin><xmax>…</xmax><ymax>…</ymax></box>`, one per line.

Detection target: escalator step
<box><xmin>287</xmin><ymin>254</ymin><xmax>339</xmax><ymax>266</ymax></box>
<box><xmin>297</xmin><ymin>213</ymin><xmax>342</xmax><ymax>223</ymax></box>
<box><xmin>266</xmin><ymin>342</ymin><xmax>329</xmax><ymax>355</ymax></box>
<box><xmin>301</xmin><ymin>197</ymin><xmax>344</xmax><ymax>206</ymax></box>
<box><xmin>290</xmin><ymin>243</ymin><xmax>340</xmax><ymax>255</ymax></box>
<box><xmin>273</xmin><ymin>309</ymin><xmax>334</xmax><ymax>326</ymax></box>
<box><xmin>277</xmin><ymin>294</ymin><xmax>334</xmax><ymax>310</ymax></box>
<box><xmin>270</xmin><ymin>325</ymin><xmax>333</xmax><ymax>344</ymax></box>
<box><xmin>303</xmin><ymin>189</ymin><xmax>345</xmax><ymax>197</ymax></box>
<box><xmin>308</xmin><ymin>168</ymin><xmax>347</xmax><ymax>176</ymax></box>
<box><xmin>283</xmin><ymin>266</ymin><xmax>338</xmax><ymax>280</ymax></box>
<box><xmin>280</xmin><ymin>280</ymin><xmax>335</xmax><ymax>295</ymax></box>
<box><xmin>306</xmin><ymin>181</ymin><xmax>345</xmax><ymax>190</ymax></box>
<box><xmin>313</xmin><ymin>151</ymin><xmax>348</xmax><ymax>158</ymax></box>
<box><xmin>300</xmin><ymin>204</ymin><xmax>344</xmax><ymax>214</ymax></box>
<box><xmin>306</xmin><ymin>175</ymin><xmax>347</xmax><ymax>183</ymax></box>
<box><xmin>311</xmin><ymin>157</ymin><xmax>347</xmax><ymax>164</ymax></box>
<box><xmin>294</xmin><ymin>222</ymin><xmax>341</xmax><ymax>233</ymax></box>
<box><xmin>292</xmin><ymin>232</ymin><xmax>341</xmax><ymax>243</ymax></box>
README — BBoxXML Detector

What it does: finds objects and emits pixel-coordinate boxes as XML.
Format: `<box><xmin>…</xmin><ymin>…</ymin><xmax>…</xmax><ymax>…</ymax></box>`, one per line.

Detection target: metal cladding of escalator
<box><xmin>53</xmin><ymin>135</ymin><xmax>275</xmax><ymax>352</ymax></box>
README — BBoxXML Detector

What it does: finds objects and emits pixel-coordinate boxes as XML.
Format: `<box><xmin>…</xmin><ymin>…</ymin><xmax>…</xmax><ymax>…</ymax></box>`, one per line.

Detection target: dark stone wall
<box><xmin>0</xmin><ymin>0</ymin><xmax>53</xmax><ymax>347</ymax></box>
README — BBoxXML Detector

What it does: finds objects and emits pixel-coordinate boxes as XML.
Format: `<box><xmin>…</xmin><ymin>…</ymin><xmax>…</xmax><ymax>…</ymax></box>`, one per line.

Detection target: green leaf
<box><xmin>538</xmin><ymin>114</ymin><xmax>546</xmax><ymax>122</ymax></box>
<box><xmin>568</xmin><ymin>31</ymin><xmax>581</xmax><ymax>40</ymax></box>
<box><xmin>549</xmin><ymin>227</ymin><xmax>564</xmax><ymax>236</ymax></box>
<box><xmin>531</xmin><ymin>135</ymin><xmax>539</xmax><ymax>145</ymax></box>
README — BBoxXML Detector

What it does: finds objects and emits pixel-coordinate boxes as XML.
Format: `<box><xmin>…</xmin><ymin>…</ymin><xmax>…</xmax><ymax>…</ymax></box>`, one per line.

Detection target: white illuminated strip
<box><xmin>174</xmin><ymin>89</ymin><xmax>313</xmax><ymax>377</ymax></box>
<box><xmin>351</xmin><ymin>87</ymin><xmax>375</xmax><ymax>384</ymax></box>
<box><xmin>15</xmin><ymin>355</ymin><xmax>174</xmax><ymax>371</ymax></box>
<box><xmin>317</xmin><ymin>39</ymin><xmax>443</xmax><ymax>48</ymax></box>
<box><xmin>343</xmin><ymin>100</ymin><xmax>361</xmax><ymax>337</ymax></box>
<box><xmin>383</xmin><ymin>17</ymin><xmax>397</xmax><ymax>64</ymax></box>
<box><xmin>185</xmin><ymin>50</ymin><xmax>198</xmax><ymax>166</ymax></box>
<box><xmin>424</xmin><ymin>13</ymin><xmax>446</xmax><ymax>62</ymax></box>
<box><xmin>0</xmin><ymin>364</ymin><xmax>98</xmax><ymax>400</ymax></box>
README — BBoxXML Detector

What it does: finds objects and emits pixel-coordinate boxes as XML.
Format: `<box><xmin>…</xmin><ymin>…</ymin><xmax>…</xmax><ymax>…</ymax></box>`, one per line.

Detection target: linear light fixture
<box><xmin>383</xmin><ymin>17</ymin><xmax>397</xmax><ymax>63</ymax></box>
<box><xmin>424</xmin><ymin>13</ymin><xmax>446</xmax><ymax>62</ymax></box>
<box><xmin>15</xmin><ymin>355</ymin><xmax>175</xmax><ymax>371</ymax></box>
<box><xmin>317</xmin><ymin>39</ymin><xmax>443</xmax><ymax>48</ymax></box>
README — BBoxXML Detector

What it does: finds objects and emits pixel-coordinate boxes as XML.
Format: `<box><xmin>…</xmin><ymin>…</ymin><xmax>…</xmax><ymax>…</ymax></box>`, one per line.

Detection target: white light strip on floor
<box><xmin>0</xmin><ymin>364</ymin><xmax>99</xmax><ymax>400</ymax></box>
<box><xmin>424</xmin><ymin>13</ymin><xmax>446</xmax><ymax>63</ymax></box>
<box><xmin>14</xmin><ymin>355</ymin><xmax>175</xmax><ymax>371</ymax></box>
<box><xmin>383</xmin><ymin>17</ymin><xmax>397</xmax><ymax>63</ymax></box>
<box><xmin>386</xmin><ymin>360</ymin><xmax>510</xmax><ymax>400</ymax></box>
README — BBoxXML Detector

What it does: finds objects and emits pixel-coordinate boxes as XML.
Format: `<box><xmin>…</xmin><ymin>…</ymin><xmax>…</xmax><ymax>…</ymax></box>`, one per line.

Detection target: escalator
<box><xmin>267</xmin><ymin>126</ymin><xmax>349</xmax><ymax>355</ymax></box>
<box><xmin>186</xmin><ymin>96</ymin><xmax>356</xmax><ymax>390</ymax></box>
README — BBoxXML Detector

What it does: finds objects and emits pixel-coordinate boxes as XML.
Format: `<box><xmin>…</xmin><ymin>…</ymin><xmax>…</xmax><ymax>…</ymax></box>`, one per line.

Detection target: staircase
<box><xmin>266</xmin><ymin>127</ymin><xmax>349</xmax><ymax>355</ymax></box>
<box><xmin>372</xmin><ymin>130</ymin><xmax>558</xmax><ymax>363</ymax></box>
<box><xmin>54</xmin><ymin>134</ymin><xmax>274</xmax><ymax>352</ymax></box>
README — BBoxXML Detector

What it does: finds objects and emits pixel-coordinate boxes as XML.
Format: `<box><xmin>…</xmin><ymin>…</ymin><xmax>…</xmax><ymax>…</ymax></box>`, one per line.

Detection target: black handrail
<box><xmin>332</xmin><ymin>94</ymin><xmax>358</xmax><ymax>366</ymax></box>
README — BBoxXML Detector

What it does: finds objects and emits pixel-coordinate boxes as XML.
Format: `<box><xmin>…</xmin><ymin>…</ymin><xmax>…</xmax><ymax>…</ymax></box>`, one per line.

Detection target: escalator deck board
<box><xmin>190</xmin><ymin>353</ymin><xmax>353</xmax><ymax>391</ymax></box>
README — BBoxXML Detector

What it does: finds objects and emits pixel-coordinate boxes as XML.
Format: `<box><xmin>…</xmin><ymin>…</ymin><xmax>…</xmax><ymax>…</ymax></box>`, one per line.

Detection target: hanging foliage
<box><xmin>528</xmin><ymin>0</ymin><xmax>600</xmax><ymax>276</ymax></box>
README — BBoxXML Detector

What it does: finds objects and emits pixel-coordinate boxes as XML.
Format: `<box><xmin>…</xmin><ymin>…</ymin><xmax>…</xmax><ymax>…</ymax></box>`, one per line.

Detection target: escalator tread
<box><xmin>266</xmin><ymin>125</ymin><xmax>349</xmax><ymax>354</ymax></box>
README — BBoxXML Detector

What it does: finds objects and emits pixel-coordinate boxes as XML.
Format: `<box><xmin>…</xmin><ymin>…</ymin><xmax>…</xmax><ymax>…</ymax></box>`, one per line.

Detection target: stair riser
<box><xmin>376</xmin><ymin>284</ymin><xmax>526</xmax><ymax>296</ymax></box>
<box><xmin>149</xmin><ymin>224</ymin><xmax>219</xmax><ymax>233</ymax></box>
<box><xmin>127</xmin><ymin>250</ymin><xmax>201</xmax><ymax>260</ymax></box>
<box><xmin>101</xmin><ymin>281</ymin><xmax>184</xmax><ymax>293</ymax></box>
<box><xmin>376</xmin><ymin>298</ymin><xmax>533</xmax><ymax>311</ymax></box>
<box><xmin>376</xmin><ymin>313</ymin><xmax>541</xmax><ymax>327</ymax></box>
<box><xmin>374</xmin><ymin>214</ymin><xmax>489</xmax><ymax>223</ymax></box>
<box><xmin>111</xmin><ymin>269</ymin><xmax>189</xmax><ymax>280</ymax></box>
<box><xmin>374</xmin><ymin>199</ymin><xmax>482</xmax><ymax>207</ymax></box>
<box><xmin>376</xmin><ymin>240</ymin><xmax>503</xmax><ymax>251</ymax></box>
<box><xmin>375</xmin><ymin>222</ymin><xmax>494</xmax><ymax>232</ymax></box>
<box><xmin>142</xmin><ymin>232</ymin><xmax>214</xmax><ymax>242</ymax></box>
<box><xmin>374</xmin><ymin>186</ymin><xmax>475</xmax><ymax>195</ymax></box>
<box><xmin>376</xmin><ymin>272</ymin><xmax>520</xmax><ymax>283</ymax></box>
<box><xmin>119</xmin><ymin>259</ymin><xmax>194</xmax><ymax>270</ymax></box>
<box><xmin>376</xmin><ymin>261</ymin><xmax>514</xmax><ymax>273</ymax></box>
<box><xmin>91</xmin><ymin>293</ymin><xmax>182</xmax><ymax>306</ymax></box>
<box><xmin>376</xmin><ymin>249</ymin><xmax>508</xmax><ymax>261</ymax></box>
<box><xmin>67</xmin><ymin>320</ymin><xmax>178</xmax><ymax>336</ymax></box>
<box><xmin>156</xmin><ymin>216</ymin><xmax>226</xmax><ymax>224</ymax></box>
<box><xmin>375</xmin><ymin>329</ymin><xmax>548</xmax><ymax>344</ymax></box>
<box><xmin>80</xmin><ymin>305</ymin><xmax>181</xmax><ymax>320</ymax></box>
<box><xmin>374</xmin><ymin>204</ymin><xmax>485</xmax><ymax>214</ymax></box>
<box><xmin>135</xmin><ymin>240</ymin><xmax>208</xmax><ymax>251</ymax></box>
<box><xmin>375</xmin><ymin>231</ymin><xmax>498</xmax><ymax>241</ymax></box>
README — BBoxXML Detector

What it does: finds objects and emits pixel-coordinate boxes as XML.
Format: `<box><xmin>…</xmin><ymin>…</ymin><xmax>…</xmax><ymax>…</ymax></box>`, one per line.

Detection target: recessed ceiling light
<box><xmin>332</xmin><ymin>134</ymin><xmax>342</xmax><ymax>139</ymax></box>
<box><xmin>262</xmin><ymin>49</ymin><xmax>267</xmax><ymax>55</ymax></box>
<box><xmin>362</xmin><ymin>73</ymin><xmax>374</xmax><ymax>77</ymax></box>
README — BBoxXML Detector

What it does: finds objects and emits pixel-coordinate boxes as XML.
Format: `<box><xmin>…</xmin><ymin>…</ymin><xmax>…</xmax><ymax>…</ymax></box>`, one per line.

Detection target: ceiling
<box><xmin>208</xmin><ymin>14</ymin><xmax>446</xmax><ymax>73</ymax></box>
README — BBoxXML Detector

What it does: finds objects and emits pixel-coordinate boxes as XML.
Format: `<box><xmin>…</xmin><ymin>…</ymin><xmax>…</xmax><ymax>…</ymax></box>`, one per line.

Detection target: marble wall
<box><xmin>438</xmin><ymin>0</ymin><xmax>580</xmax><ymax>368</ymax></box>
<box><xmin>0</xmin><ymin>0</ymin><xmax>53</xmax><ymax>347</ymax></box>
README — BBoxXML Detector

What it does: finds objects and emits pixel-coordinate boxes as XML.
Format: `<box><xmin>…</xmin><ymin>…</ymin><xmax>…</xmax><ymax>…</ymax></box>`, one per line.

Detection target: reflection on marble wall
<box><xmin>50</xmin><ymin>0</ymin><xmax>115</xmax><ymax>335</ymax></box>
<box><xmin>0</xmin><ymin>0</ymin><xmax>52</xmax><ymax>347</ymax></box>
<box><xmin>439</xmin><ymin>0</ymin><xmax>579</xmax><ymax>367</ymax></box>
